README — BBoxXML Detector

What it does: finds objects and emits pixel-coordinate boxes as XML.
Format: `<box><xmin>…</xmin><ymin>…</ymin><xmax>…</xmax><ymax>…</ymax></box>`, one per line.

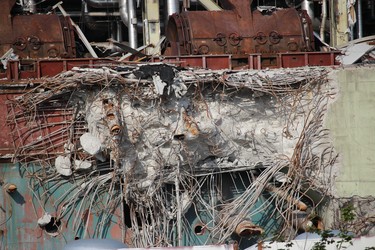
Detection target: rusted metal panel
<box><xmin>0</xmin><ymin>58</ymin><xmax>115</xmax><ymax>84</ymax></box>
<box><xmin>165</xmin><ymin>8</ymin><xmax>314</xmax><ymax>59</ymax></box>
<box><xmin>0</xmin><ymin>162</ymin><xmax>124</xmax><ymax>250</ymax></box>
<box><xmin>153</xmin><ymin>52</ymin><xmax>339</xmax><ymax>70</ymax></box>
<box><xmin>0</xmin><ymin>0</ymin><xmax>76</xmax><ymax>59</ymax></box>
<box><xmin>205</xmin><ymin>55</ymin><xmax>231</xmax><ymax>70</ymax></box>
<box><xmin>0</xmin><ymin>94</ymin><xmax>17</xmax><ymax>156</ymax></box>
<box><xmin>278</xmin><ymin>51</ymin><xmax>340</xmax><ymax>68</ymax></box>
<box><xmin>0</xmin><ymin>0</ymin><xmax>17</xmax><ymax>45</ymax></box>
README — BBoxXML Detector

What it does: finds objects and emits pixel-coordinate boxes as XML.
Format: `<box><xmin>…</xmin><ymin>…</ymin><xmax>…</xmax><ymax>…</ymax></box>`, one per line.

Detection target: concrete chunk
<box><xmin>80</xmin><ymin>133</ymin><xmax>102</xmax><ymax>155</ymax></box>
<box><xmin>74</xmin><ymin>160</ymin><xmax>92</xmax><ymax>170</ymax></box>
<box><xmin>37</xmin><ymin>213</ymin><xmax>52</xmax><ymax>227</ymax></box>
<box><xmin>55</xmin><ymin>156</ymin><xmax>72</xmax><ymax>176</ymax></box>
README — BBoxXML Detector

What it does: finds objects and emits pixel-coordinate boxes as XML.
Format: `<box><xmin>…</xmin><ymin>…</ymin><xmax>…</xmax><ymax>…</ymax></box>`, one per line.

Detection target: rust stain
<box><xmin>183</xmin><ymin>111</ymin><xmax>200</xmax><ymax>137</ymax></box>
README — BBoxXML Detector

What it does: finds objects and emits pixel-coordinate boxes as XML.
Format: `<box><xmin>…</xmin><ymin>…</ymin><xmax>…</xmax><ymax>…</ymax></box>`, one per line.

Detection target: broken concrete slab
<box><xmin>337</xmin><ymin>42</ymin><xmax>375</xmax><ymax>65</ymax></box>
<box><xmin>79</xmin><ymin>132</ymin><xmax>102</xmax><ymax>156</ymax></box>
<box><xmin>55</xmin><ymin>156</ymin><xmax>72</xmax><ymax>176</ymax></box>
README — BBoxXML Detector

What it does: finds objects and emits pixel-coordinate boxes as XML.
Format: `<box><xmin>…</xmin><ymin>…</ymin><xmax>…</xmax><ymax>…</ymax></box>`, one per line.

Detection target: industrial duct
<box><xmin>167</xmin><ymin>0</ymin><xmax>179</xmax><ymax>16</ymax></box>
<box><xmin>301</xmin><ymin>0</ymin><xmax>314</xmax><ymax>20</ymax></box>
<box><xmin>86</xmin><ymin>0</ymin><xmax>119</xmax><ymax>8</ymax></box>
<box><xmin>119</xmin><ymin>0</ymin><xmax>137</xmax><ymax>48</ymax></box>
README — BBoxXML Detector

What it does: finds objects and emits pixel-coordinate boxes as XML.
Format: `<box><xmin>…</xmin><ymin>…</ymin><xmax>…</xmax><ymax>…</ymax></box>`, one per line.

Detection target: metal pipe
<box><xmin>116</xmin><ymin>21</ymin><xmax>123</xmax><ymax>42</ymax></box>
<box><xmin>167</xmin><ymin>0</ymin><xmax>179</xmax><ymax>16</ymax></box>
<box><xmin>119</xmin><ymin>0</ymin><xmax>142</xmax><ymax>28</ymax></box>
<box><xmin>127</xmin><ymin>0</ymin><xmax>137</xmax><ymax>48</ymax></box>
<box><xmin>301</xmin><ymin>0</ymin><xmax>314</xmax><ymax>20</ymax></box>
<box><xmin>320</xmin><ymin>0</ymin><xmax>327</xmax><ymax>42</ymax></box>
<box><xmin>119</xmin><ymin>0</ymin><xmax>129</xmax><ymax>27</ymax></box>
<box><xmin>165</xmin><ymin>0</ymin><xmax>179</xmax><ymax>31</ymax></box>
<box><xmin>86</xmin><ymin>0</ymin><xmax>118</xmax><ymax>8</ymax></box>
<box><xmin>266</xmin><ymin>184</ymin><xmax>308</xmax><ymax>211</ymax></box>
<box><xmin>358</xmin><ymin>0</ymin><xmax>363</xmax><ymax>38</ymax></box>
<box><xmin>329</xmin><ymin>0</ymin><xmax>335</xmax><ymax>46</ymax></box>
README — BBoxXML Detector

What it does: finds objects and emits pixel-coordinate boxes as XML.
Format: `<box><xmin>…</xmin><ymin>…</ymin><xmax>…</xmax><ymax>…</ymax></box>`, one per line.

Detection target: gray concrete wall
<box><xmin>327</xmin><ymin>67</ymin><xmax>375</xmax><ymax>197</ymax></box>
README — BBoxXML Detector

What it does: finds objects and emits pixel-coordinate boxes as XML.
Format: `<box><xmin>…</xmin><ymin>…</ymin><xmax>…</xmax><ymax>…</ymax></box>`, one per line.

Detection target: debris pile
<box><xmin>337</xmin><ymin>36</ymin><xmax>375</xmax><ymax>65</ymax></box>
<box><xmin>7</xmin><ymin>64</ymin><xmax>338</xmax><ymax>248</ymax></box>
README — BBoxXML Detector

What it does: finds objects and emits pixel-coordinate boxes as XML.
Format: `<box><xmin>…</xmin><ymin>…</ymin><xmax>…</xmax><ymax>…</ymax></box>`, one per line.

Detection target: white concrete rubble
<box><xmin>74</xmin><ymin>160</ymin><xmax>92</xmax><ymax>170</ymax></box>
<box><xmin>55</xmin><ymin>156</ymin><xmax>72</xmax><ymax>176</ymax></box>
<box><xmin>37</xmin><ymin>213</ymin><xmax>52</xmax><ymax>227</ymax></box>
<box><xmin>80</xmin><ymin>133</ymin><xmax>103</xmax><ymax>155</ymax></box>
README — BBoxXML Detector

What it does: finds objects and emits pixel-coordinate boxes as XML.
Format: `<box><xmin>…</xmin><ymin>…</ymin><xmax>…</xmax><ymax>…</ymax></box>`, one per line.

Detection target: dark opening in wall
<box><xmin>194</xmin><ymin>224</ymin><xmax>205</xmax><ymax>235</ymax></box>
<box><xmin>173</xmin><ymin>134</ymin><xmax>185</xmax><ymax>140</ymax></box>
<box><xmin>43</xmin><ymin>217</ymin><xmax>61</xmax><ymax>236</ymax></box>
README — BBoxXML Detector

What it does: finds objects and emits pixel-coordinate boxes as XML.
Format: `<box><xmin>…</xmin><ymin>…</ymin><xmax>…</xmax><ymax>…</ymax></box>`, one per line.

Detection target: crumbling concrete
<box><xmin>55</xmin><ymin>155</ymin><xmax>72</xmax><ymax>176</ymax></box>
<box><xmin>8</xmin><ymin>64</ymin><xmax>368</xmax><ymax>248</ymax></box>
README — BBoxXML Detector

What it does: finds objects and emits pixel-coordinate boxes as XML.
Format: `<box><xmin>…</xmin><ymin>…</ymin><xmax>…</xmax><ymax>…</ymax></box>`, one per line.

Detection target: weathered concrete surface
<box><xmin>327</xmin><ymin>67</ymin><xmax>375</xmax><ymax>197</ymax></box>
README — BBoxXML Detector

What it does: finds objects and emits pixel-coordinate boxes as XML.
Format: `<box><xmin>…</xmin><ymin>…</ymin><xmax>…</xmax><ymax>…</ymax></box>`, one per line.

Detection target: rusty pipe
<box><xmin>106</xmin><ymin>112</ymin><xmax>122</xmax><ymax>135</ymax></box>
<box><xmin>235</xmin><ymin>220</ymin><xmax>264</xmax><ymax>237</ymax></box>
<box><xmin>292</xmin><ymin>211</ymin><xmax>324</xmax><ymax>231</ymax></box>
<box><xmin>110</xmin><ymin>124</ymin><xmax>121</xmax><ymax>135</ymax></box>
<box><xmin>266</xmin><ymin>184</ymin><xmax>308</xmax><ymax>211</ymax></box>
<box><xmin>104</xmin><ymin>100</ymin><xmax>122</xmax><ymax>136</ymax></box>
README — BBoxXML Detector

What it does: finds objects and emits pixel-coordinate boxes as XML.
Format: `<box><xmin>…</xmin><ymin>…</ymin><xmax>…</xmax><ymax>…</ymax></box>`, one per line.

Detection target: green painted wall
<box><xmin>327</xmin><ymin>67</ymin><xmax>375</xmax><ymax>197</ymax></box>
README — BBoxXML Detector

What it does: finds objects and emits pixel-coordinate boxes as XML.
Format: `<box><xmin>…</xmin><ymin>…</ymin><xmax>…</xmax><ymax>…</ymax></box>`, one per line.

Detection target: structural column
<box><xmin>143</xmin><ymin>0</ymin><xmax>161</xmax><ymax>55</ymax></box>
<box><xmin>330</xmin><ymin>0</ymin><xmax>349</xmax><ymax>47</ymax></box>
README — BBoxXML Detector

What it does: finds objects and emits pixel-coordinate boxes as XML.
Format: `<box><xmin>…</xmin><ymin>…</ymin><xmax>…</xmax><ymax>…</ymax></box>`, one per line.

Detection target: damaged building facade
<box><xmin>0</xmin><ymin>0</ymin><xmax>375</xmax><ymax>249</ymax></box>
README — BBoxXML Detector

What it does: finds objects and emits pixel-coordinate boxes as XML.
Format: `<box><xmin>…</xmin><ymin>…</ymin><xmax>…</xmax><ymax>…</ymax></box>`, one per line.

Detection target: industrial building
<box><xmin>0</xmin><ymin>0</ymin><xmax>374</xmax><ymax>249</ymax></box>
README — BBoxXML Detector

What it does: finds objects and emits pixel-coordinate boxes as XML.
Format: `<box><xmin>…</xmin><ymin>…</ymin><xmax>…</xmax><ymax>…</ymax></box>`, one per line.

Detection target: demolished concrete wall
<box><xmin>2</xmin><ymin>64</ymin><xmax>373</xmax><ymax>248</ymax></box>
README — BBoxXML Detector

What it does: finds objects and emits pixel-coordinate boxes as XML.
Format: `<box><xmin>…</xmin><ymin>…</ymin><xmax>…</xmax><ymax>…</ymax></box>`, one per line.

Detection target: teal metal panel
<box><xmin>0</xmin><ymin>163</ymin><xmax>124</xmax><ymax>250</ymax></box>
<box><xmin>181</xmin><ymin>172</ymin><xmax>283</xmax><ymax>249</ymax></box>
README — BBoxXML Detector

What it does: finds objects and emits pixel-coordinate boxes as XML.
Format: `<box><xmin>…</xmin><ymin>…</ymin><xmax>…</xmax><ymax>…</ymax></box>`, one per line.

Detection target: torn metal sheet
<box><xmin>337</xmin><ymin>42</ymin><xmax>375</xmax><ymax>65</ymax></box>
